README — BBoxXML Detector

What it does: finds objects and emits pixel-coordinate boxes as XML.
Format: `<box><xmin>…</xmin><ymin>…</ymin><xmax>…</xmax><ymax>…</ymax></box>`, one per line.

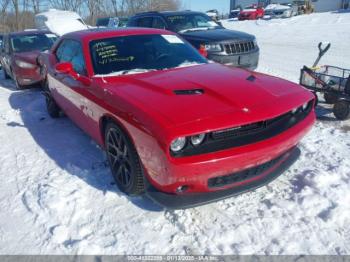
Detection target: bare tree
<box><xmin>31</xmin><ymin>0</ymin><xmax>41</xmax><ymax>13</ymax></box>
<box><xmin>147</xmin><ymin>0</ymin><xmax>181</xmax><ymax>11</ymax></box>
<box><xmin>86</xmin><ymin>0</ymin><xmax>104</xmax><ymax>25</ymax></box>
<box><xmin>48</xmin><ymin>0</ymin><xmax>83</xmax><ymax>12</ymax></box>
<box><xmin>0</xmin><ymin>0</ymin><xmax>10</xmax><ymax>31</ymax></box>
<box><xmin>11</xmin><ymin>0</ymin><xmax>19</xmax><ymax>30</ymax></box>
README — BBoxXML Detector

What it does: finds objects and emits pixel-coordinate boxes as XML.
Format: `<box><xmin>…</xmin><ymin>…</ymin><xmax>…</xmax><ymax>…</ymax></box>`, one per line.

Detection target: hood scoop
<box><xmin>173</xmin><ymin>89</ymin><xmax>204</xmax><ymax>95</ymax></box>
<box><xmin>246</xmin><ymin>75</ymin><xmax>256</xmax><ymax>82</ymax></box>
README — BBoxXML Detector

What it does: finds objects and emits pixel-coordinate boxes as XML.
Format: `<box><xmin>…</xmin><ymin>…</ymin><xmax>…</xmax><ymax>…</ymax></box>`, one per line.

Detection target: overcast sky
<box><xmin>182</xmin><ymin>0</ymin><xmax>230</xmax><ymax>13</ymax></box>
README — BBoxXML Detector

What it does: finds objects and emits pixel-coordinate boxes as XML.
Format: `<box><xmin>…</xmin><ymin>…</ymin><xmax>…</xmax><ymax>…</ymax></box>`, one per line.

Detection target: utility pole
<box><xmin>230</xmin><ymin>0</ymin><xmax>236</xmax><ymax>11</ymax></box>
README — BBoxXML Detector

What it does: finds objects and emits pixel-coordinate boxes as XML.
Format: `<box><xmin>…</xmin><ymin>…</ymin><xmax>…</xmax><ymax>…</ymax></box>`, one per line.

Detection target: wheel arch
<box><xmin>99</xmin><ymin>114</ymin><xmax>135</xmax><ymax>148</ymax></box>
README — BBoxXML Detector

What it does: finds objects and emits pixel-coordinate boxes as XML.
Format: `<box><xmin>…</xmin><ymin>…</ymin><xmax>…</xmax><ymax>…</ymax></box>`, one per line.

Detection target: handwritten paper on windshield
<box><xmin>94</xmin><ymin>43</ymin><xmax>134</xmax><ymax>65</ymax></box>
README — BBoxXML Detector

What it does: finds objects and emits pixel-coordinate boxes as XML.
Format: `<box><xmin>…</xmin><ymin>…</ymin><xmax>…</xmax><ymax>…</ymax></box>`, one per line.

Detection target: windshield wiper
<box><xmin>95</xmin><ymin>68</ymin><xmax>158</xmax><ymax>77</ymax></box>
<box><xmin>121</xmin><ymin>68</ymin><xmax>158</xmax><ymax>75</ymax></box>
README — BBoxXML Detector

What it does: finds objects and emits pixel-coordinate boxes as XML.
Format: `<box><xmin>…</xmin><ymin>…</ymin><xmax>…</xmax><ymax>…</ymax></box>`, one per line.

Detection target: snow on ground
<box><xmin>0</xmin><ymin>12</ymin><xmax>350</xmax><ymax>255</ymax></box>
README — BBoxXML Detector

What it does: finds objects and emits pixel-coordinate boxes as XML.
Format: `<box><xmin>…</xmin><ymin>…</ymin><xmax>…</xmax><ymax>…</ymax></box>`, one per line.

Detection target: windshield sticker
<box><xmin>46</xmin><ymin>34</ymin><xmax>57</xmax><ymax>38</ymax></box>
<box><xmin>167</xmin><ymin>16</ymin><xmax>185</xmax><ymax>22</ymax></box>
<box><xmin>93</xmin><ymin>42</ymin><xmax>135</xmax><ymax>65</ymax></box>
<box><xmin>161</xmin><ymin>35</ymin><xmax>184</xmax><ymax>44</ymax></box>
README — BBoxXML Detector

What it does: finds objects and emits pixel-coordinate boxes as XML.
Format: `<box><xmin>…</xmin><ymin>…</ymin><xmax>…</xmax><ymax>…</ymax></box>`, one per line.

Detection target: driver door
<box><xmin>50</xmin><ymin>39</ymin><xmax>95</xmax><ymax>137</ymax></box>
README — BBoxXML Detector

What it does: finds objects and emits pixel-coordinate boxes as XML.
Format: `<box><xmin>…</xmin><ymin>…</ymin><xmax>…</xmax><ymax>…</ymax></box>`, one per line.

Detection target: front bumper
<box><xmin>144</xmin><ymin>110</ymin><xmax>315</xmax><ymax>194</ymax></box>
<box><xmin>146</xmin><ymin>146</ymin><xmax>300</xmax><ymax>209</ymax></box>
<box><xmin>14</xmin><ymin>66</ymin><xmax>42</xmax><ymax>86</ymax></box>
<box><xmin>208</xmin><ymin>49</ymin><xmax>259</xmax><ymax>70</ymax></box>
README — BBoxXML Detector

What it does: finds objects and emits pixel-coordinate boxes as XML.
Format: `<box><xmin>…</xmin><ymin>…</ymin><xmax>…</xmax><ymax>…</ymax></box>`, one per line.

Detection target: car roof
<box><xmin>63</xmin><ymin>27</ymin><xmax>174</xmax><ymax>42</ymax></box>
<box><xmin>133</xmin><ymin>10</ymin><xmax>205</xmax><ymax>17</ymax></box>
<box><xmin>8</xmin><ymin>30</ymin><xmax>52</xmax><ymax>37</ymax></box>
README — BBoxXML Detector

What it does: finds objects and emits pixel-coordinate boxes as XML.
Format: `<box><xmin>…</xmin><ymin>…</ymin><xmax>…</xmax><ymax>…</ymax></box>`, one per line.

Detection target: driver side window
<box><xmin>152</xmin><ymin>17</ymin><xmax>166</xmax><ymax>29</ymax></box>
<box><xmin>56</xmin><ymin>39</ymin><xmax>87</xmax><ymax>76</ymax></box>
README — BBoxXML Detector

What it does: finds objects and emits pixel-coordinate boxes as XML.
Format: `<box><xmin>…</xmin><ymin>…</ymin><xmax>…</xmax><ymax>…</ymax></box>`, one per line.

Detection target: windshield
<box><xmin>165</xmin><ymin>14</ymin><xmax>221</xmax><ymax>33</ymax></box>
<box><xmin>90</xmin><ymin>34</ymin><xmax>207</xmax><ymax>76</ymax></box>
<box><xmin>11</xmin><ymin>33</ymin><xmax>57</xmax><ymax>53</ymax></box>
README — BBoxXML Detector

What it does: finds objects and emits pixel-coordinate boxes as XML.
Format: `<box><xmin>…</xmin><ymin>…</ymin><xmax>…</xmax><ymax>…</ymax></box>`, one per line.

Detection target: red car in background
<box><xmin>39</xmin><ymin>28</ymin><xmax>315</xmax><ymax>209</ymax></box>
<box><xmin>239</xmin><ymin>5</ymin><xmax>265</xmax><ymax>20</ymax></box>
<box><xmin>0</xmin><ymin>30</ymin><xmax>57</xmax><ymax>89</ymax></box>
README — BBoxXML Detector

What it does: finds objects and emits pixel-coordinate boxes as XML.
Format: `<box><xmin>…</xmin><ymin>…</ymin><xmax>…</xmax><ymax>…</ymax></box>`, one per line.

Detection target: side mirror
<box><xmin>55</xmin><ymin>62</ymin><xmax>91</xmax><ymax>86</ymax></box>
<box><xmin>55</xmin><ymin>62</ymin><xmax>73</xmax><ymax>74</ymax></box>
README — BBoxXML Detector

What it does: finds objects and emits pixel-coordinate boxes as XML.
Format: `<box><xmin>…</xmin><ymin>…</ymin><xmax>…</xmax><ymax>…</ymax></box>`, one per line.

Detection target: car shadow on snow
<box><xmin>7</xmin><ymin>88</ymin><xmax>163</xmax><ymax>212</ymax></box>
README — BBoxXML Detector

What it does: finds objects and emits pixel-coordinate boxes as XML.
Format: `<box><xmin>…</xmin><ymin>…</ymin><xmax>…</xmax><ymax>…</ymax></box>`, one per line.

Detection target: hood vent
<box><xmin>246</xmin><ymin>75</ymin><xmax>256</xmax><ymax>82</ymax></box>
<box><xmin>174</xmin><ymin>89</ymin><xmax>204</xmax><ymax>95</ymax></box>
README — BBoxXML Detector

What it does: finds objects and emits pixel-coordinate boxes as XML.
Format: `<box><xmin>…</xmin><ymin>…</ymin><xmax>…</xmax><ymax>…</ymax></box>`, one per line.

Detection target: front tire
<box><xmin>3</xmin><ymin>68</ymin><xmax>10</xmax><ymax>79</ymax></box>
<box><xmin>105</xmin><ymin>122</ymin><xmax>145</xmax><ymax>196</ymax></box>
<box><xmin>14</xmin><ymin>75</ymin><xmax>24</xmax><ymax>90</ymax></box>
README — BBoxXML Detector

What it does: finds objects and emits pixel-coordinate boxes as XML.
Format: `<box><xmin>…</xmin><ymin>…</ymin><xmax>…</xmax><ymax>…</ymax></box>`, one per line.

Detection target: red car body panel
<box><xmin>239</xmin><ymin>8</ymin><xmax>265</xmax><ymax>20</ymax></box>
<box><xmin>12</xmin><ymin>51</ymin><xmax>42</xmax><ymax>86</ymax></box>
<box><xmin>40</xmin><ymin>28</ymin><xmax>315</xmax><ymax>199</ymax></box>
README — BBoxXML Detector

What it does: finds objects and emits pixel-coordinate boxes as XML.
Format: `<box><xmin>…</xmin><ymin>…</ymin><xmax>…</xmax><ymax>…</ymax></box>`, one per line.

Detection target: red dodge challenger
<box><xmin>39</xmin><ymin>28</ymin><xmax>315</xmax><ymax>209</ymax></box>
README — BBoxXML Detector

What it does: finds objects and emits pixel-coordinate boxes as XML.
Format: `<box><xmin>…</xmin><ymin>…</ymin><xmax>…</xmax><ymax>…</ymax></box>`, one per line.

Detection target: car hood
<box><xmin>102</xmin><ymin>63</ymin><xmax>313</xmax><ymax>131</ymax></box>
<box><xmin>14</xmin><ymin>51</ymin><xmax>41</xmax><ymax>65</ymax></box>
<box><xmin>179</xmin><ymin>28</ymin><xmax>254</xmax><ymax>42</ymax></box>
<box><xmin>265</xmin><ymin>4</ymin><xmax>291</xmax><ymax>11</ymax></box>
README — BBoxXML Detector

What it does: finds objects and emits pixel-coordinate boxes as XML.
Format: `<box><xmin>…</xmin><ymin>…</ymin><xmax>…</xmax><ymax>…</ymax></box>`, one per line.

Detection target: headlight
<box><xmin>15</xmin><ymin>60</ymin><xmax>36</xmax><ymax>69</ymax></box>
<box><xmin>190</xmin><ymin>134</ymin><xmax>206</xmax><ymax>146</ymax></box>
<box><xmin>170</xmin><ymin>137</ymin><xmax>186</xmax><ymax>152</ymax></box>
<box><xmin>253</xmin><ymin>38</ymin><xmax>258</xmax><ymax>48</ymax></box>
<box><xmin>283</xmin><ymin>10</ymin><xmax>292</xmax><ymax>17</ymax></box>
<box><xmin>291</xmin><ymin>108</ymin><xmax>298</xmax><ymax>114</ymax></box>
<box><xmin>204</xmin><ymin>43</ymin><xmax>222</xmax><ymax>52</ymax></box>
<box><xmin>302</xmin><ymin>102</ymin><xmax>308</xmax><ymax>111</ymax></box>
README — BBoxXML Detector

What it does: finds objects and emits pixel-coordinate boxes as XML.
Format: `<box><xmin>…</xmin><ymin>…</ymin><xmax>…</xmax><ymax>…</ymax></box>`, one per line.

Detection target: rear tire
<box><xmin>333</xmin><ymin>100</ymin><xmax>350</xmax><ymax>120</ymax></box>
<box><xmin>324</xmin><ymin>92</ymin><xmax>338</xmax><ymax>104</ymax></box>
<box><xmin>44</xmin><ymin>80</ymin><xmax>61</xmax><ymax>118</ymax></box>
<box><xmin>105</xmin><ymin>122</ymin><xmax>145</xmax><ymax>196</ymax></box>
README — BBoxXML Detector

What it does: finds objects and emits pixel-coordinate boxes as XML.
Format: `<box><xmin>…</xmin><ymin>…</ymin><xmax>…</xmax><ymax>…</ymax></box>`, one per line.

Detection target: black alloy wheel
<box><xmin>105</xmin><ymin>122</ymin><xmax>145</xmax><ymax>195</ymax></box>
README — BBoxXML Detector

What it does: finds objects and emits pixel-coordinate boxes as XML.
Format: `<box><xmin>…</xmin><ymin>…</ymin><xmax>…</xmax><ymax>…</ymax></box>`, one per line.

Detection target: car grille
<box><xmin>224</xmin><ymin>41</ymin><xmax>256</xmax><ymax>55</ymax></box>
<box><xmin>208</xmin><ymin>152</ymin><xmax>285</xmax><ymax>188</ymax></box>
<box><xmin>171</xmin><ymin>100</ymin><xmax>314</xmax><ymax>158</ymax></box>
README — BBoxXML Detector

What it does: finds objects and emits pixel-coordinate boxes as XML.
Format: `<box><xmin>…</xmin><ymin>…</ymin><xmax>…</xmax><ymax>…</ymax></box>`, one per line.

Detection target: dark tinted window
<box><xmin>137</xmin><ymin>17</ymin><xmax>153</xmax><ymax>27</ymax></box>
<box><xmin>165</xmin><ymin>14</ymin><xmax>221</xmax><ymax>32</ymax></box>
<box><xmin>96</xmin><ymin>18</ymin><xmax>110</xmax><ymax>27</ymax></box>
<box><xmin>10</xmin><ymin>33</ymin><xmax>57</xmax><ymax>53</ymax></box>
<box><xmin>118</xmin><ymin>18</ymin><xmax>129</xmax><ymax>27</ymax></box>
<box><xmin>56</xmin><ymin>39</ymin><xmax>86</xmax><ymax>75</ymax></box>
<box><xmin>89</xmin><ymin>34</ymin><xmax>207</xmax><ymax>75</ymax></box>
<box><xmin>152</xmin><ymin>17</ymin><xmax>166</xmax><ymax>29</ymax></box>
